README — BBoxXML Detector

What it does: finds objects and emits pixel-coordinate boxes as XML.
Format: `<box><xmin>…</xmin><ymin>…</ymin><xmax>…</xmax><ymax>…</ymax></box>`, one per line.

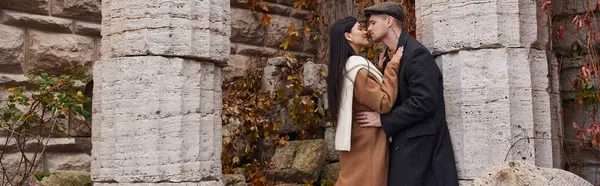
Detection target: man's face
<box><xmin>367</xmin><ymin>14</ymin><xmax>389</xmax><ymax>42</ymax></box>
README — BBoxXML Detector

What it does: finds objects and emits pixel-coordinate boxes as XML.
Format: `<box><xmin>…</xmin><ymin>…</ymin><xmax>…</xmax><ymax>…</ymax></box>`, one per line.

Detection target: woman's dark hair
<box><xmin>327</xmin><ymin>16</ymin><xmax>358</xmax><ymax>124</ymax></box>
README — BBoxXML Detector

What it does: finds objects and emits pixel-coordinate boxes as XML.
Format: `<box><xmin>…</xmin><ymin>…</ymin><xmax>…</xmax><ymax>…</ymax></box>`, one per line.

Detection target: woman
<box><xmin>327</xmin><ymin>17</ymin><xmax>403</xmax><ymax>186</ymax></box>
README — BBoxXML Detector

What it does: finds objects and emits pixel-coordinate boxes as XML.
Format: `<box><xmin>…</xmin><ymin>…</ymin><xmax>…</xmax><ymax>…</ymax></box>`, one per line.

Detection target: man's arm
<box><xmin>380</xmin><ymin>47</ymin><xmax>441</xmax><ymax>137</ymax></box>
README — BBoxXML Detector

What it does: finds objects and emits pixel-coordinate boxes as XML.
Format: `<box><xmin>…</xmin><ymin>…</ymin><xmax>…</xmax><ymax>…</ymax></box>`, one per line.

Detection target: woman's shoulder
<box><xmin>346</xmin><ymin>55</ymin><xmax>370</xmax><ymax>67</ymax></box>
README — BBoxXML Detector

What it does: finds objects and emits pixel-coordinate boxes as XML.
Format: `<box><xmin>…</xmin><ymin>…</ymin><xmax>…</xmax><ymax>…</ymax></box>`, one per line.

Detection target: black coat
<box><xmin>381</xmin><ymin>31</ymin><xmax>459</xmax><ymax>186</ymax></box>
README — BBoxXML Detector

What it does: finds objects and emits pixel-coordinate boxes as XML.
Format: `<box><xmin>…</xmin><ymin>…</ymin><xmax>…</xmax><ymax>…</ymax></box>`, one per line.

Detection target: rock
<box><xmin>275</xmin><ymin>184</ymin><xmax>304</xmax><ymax>186</ymax></box>
<box><xmin>0</xmin><ymin>25</ymin><xmax>25</xmax><ymax>73</ymax></box>
<box><xmin>0</xmin><ymin>0</ymin><xmax>50</xmax><ymax>15</ymax></box>
<box><xmin>27</xmin><ymin>30</ymin><xmax>94</xmax><ymax>75</ymax></box>
<box><xmin>74</xmin><ymin>21</ymin><xmax>101</xmax><ymax>37</ymax></box>
<box><xmin>51</xmin><ymin>0</ymin><xmax>101</xmax><ymax>22</ymax></box>
<box><xmin>40</xmin><ymin>171</ymin><xmax>91</xmax><ymax>186</ymax></box>
<box><xmin>320</xmin><ymin>163</ymin><xmax>340</xmax><ymax>182</ymax></box>
<box><xmin>324</xmin><ymin>126</ymin><xmax>339</xmax><ymax>162</ymax></box>
<box><xmin>0</xmin><ymin>74</ymin><xmax>30</xmax><ymax>88</ymax></box>
<box><xmin>2</xmin><ymin>10</ymin><xmax>73</xmax><ymax>33</ymax></box>
<box><xmin>266</xmin><ymin>139</ymin><xmax>327</xmax><ymax>183</ymax></box>
<box><xmin>46</xmin><ymin>153</ymin><xmax>92</xmax><ymax>172</ymax></box>
<box><xmin>0</xmin><ymin>137</ymin><xmax>91</xmax><ymax>154</ymax></box>
<box><xmin>302</xmin><ymin>61</ymin><xmax>326</xmax><ymax>93</ymax></box>
<box><xmin>223</xmin><ymin>174</ymin><xmax>247</xmax><ymax>186</ymax></box>
<box><xmin>230</xmin><ymin>8</ymin><xmax>266</xmax><ymax>46</ymax></box>
<box><xmin>265</xmin><ymin>15</ymin><xmax>304</xmax><ymax>51</ymax></box>
<box><xmin>262</xmin><ymin>57</ymin><xmax>285</xmax><ymax>93</ymax></box>
<box><xmin>472</xmin><ymin>161</ymin><xmax>592</xmax><ymax>186</ymax></box>
<box><xmin>223</xmin><ymin>55</ymin><xmax>252</xmax><ymax>82</ymax></box>
<box><xmin>68</xmin><ymin>115</ymin><xmax>91</xmax><ymax>137</ymax></box>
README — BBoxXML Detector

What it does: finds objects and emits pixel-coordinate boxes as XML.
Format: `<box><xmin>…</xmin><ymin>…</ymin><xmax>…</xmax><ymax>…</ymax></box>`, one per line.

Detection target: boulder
<box><xmin>302</xmin><ymin>61</ymin><xmax>327</xmax><ymax>93</ymax></box>
<box><xmin>40</xmin><ymin>171</ymin><xmax>91</xmax><ymax>186</ymax></box>
<box><xmin>266</xmin><ymin>139</ymin><xmax>327</xmax><ymax>183</ymax></box>
<box><xmin>472</xmin><ymin>161</ymin><xmax>592</xmax><ymax>186</ymax></box>
<box><xmin>223</xmin><ymin>174</ymin><xmax>247</xmax><ymax>186</ymax></box>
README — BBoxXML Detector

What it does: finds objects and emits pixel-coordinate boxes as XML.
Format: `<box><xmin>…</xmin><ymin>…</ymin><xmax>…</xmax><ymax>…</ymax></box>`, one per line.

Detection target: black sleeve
<box><xmin>381</xmin><ymin>47</ymin><xmax>441</xmax><ymax>137</ymax></box>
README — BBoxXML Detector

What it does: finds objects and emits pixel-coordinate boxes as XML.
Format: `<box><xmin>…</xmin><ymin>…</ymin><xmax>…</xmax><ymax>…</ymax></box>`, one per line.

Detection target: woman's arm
<box><xmin>353</xmin><ymin>49</ymin><xmax>402</xmax><ymax>113</ymax></box>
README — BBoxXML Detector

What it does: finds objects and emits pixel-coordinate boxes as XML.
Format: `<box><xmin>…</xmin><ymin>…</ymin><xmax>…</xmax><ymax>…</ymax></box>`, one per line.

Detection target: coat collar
<box><xmin>383</xmin><ymin>31</ymin><xmax>409</xmax><ymax>69</ymax></box>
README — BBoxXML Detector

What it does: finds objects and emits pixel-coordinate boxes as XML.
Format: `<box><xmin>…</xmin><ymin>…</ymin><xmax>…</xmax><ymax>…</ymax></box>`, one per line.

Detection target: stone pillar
<box><xmin>92</xmin><ymin>0</ymin><xmax>230</xmax><ymax>185</ymax></box>
<box><xmin>416</xmin><ymin>0</ymin><xmax>562</xmax><ymax>184</ymax></box>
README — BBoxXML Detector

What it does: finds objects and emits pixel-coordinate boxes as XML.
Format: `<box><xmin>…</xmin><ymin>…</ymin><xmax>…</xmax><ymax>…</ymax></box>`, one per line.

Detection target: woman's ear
<box><xmin>344</xmin><ymin>32</ymin><xmax>352</xmax><ymax>43</ymax></box>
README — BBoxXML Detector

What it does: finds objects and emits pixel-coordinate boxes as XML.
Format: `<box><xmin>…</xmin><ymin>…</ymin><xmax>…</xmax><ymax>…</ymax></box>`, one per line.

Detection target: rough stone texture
<box><xmin>40</xmin><ymin>171</ymin><xmax>92</xmax><ymax>186</ymax></box>
<box><xmin>68</xmin><ymin>115</ymin><xmax>91</xmax><ymax>137</ymax></box>
<box><xmin>0</xmin><ymin>0</ymin><xmax>50</xmax><ymax>15</ymax></box>
<box><xmin>0</xmin><ymin>73</ymin><xmax>28</xmax><ymax>88</ymax></box>
<box><xmin>265</xmin><ymin>14</ymin><xmax>304</xmax><ymax>50</ymax></box>
<box><xmin>551</xmin><ymin>14</ymin><xmax>600</xmax><ymax>53</ymax></box>
<box><xmin>266</xmin><ymin>139</ymin><xmax>327</xmax><ymax>183</ymax></box>
<box><xmin>52</xmin><ymin>0</ymin><xmax>102</xmax><ymax>22</ymax></box>
<box><xmin>94</xmin><ymin>182</ymin><xmax>221</xmax><ymax>186</ymax></box>
<box><xmin>100</xmin><ymin>0</ymin><xmax>231</xmax><ymax>63</ymax></box>
<box><xmin>2</xmin><ymin>10</ymin><xmax>73</xmax><ymax>33</ymax></box>
<box><xmin>551</xmin><ymin>0</ymin><xmax>598</xmax><ymax>15</ymax></box>
<box><xmin>223</xmin><ymin>55</ymin><xmax>251</xmax><ymax>82</ymax></box>
<box><xmin>223</xmin><ymin>174</ymin><xmax>246</xmax><ymax>186</ymax></box>
<box><xmin>437</xmin><ymin>48</ymin><xmax>555</xmax><ymax>179</ymax></box>
<box><xmin>46</xmin><ymin>153</ymin><xmax>92</xmax><ymax>172</ymax></box>
<box><xmin>230</xmin><ymin>8</ymin><xmax>266</xmax><ymax>46</ymax></box>
<box><xmin>27</xmin><ymin>30</ymin><xmax>95</xmax><ymax>75</ymax></box>
<box><xmin>0</xmin><ymin>25</ymin><xmax>25</xmax><ymax>73</ymax></box>
<box><xmin>416</xmin><ymin>0</ymin><xmax>543</xmax><ymax>55</ymax></box>
<box><xmin>262</xmin><ymin>57</ymin><xmax>286</xmax><ymax>93</ymax></box>
<box><xmin>472</xmin><ymin>161</ymin><xmax>591</xmax><ymax>186</ymax></box>
<box><xmin>320</xmin><ymin>163</ymin><xmax>339</xmax><ymax>182</ymax></box>
<box><xmin>75</xmin><ymin>21</ymin><xmax>101</xmax><ymax>37</ymax></box>
<box><xmin>302</xmin><ymin>61</ymin><xmax>326</xmax><ymax>93</ymax></box>
<box><xmin>92</xmin><ymin>56</ymin><xmax>223</xmax><ymax>183</ymax></box>
<box><xmin>324</xmin><ymin>126</ymin><xmax>339</xmax><ymax>162</ymax></box>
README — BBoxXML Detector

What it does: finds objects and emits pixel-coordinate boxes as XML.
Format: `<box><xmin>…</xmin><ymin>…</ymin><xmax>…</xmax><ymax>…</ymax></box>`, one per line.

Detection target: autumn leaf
<box><xmin>261</xmin><ymin>4</ymin><xmax>269</xmax><ymax>12</ymax></box>
<box><xmin>280</xmin><ymin>40</ymin><xmax>290</xmax><ymax>50</ymax></box>
<box><xmin>261</xmin><ymin>15</ymin><xmax>271</xmax><ymax>25</ymax></box>
<box><xmin>304</xmin><ymin>26</ymin><xmax>311</xmax><ymax>36</ymax></box>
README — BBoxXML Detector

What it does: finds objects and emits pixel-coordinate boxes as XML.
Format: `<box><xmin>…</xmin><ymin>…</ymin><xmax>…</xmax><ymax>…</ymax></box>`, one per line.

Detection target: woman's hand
<box><xmin>390</xmin><ymin>46</ymin><xmax>404</xmax><ymax>64</ymax></box>
<box><xmin>377</xmin><ymin>50</ymin><xmax>386</xmax><ymax>69</ymax></box>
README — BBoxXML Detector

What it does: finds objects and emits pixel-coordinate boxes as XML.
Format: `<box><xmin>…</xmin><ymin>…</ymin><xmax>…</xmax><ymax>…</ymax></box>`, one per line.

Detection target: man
<box><xmin>356</xmin><ymin>2</ymin><xmax>459</xmax><ymax>186</ymax></box>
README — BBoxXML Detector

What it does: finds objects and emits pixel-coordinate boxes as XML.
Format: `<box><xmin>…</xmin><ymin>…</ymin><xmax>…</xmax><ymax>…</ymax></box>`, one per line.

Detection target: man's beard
<box><xmin>372</xmin><ymin>34</ymin><xmax>384</xmax><ymax>42</ymax></box>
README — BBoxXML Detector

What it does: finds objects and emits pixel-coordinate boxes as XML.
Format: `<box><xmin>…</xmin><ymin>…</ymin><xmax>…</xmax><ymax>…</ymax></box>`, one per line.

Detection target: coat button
<box><xmin>394</xmin><ymin>146</ymin><xmax>400</xmax><ymax>151</ymax></box>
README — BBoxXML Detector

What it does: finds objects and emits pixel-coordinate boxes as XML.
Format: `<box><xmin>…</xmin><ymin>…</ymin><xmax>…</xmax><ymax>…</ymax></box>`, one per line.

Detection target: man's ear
<box><xmin>386</xmin><ymin>16</ymin><xmax>393</xmax><ymax>28</ymax></box>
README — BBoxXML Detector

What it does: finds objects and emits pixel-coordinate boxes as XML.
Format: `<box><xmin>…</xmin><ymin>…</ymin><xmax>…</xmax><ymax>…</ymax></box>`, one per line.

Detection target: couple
<box><xmin>327</xmin><ymin>2</ymin><xmax>459</xmax><ymax>186</ymax></box>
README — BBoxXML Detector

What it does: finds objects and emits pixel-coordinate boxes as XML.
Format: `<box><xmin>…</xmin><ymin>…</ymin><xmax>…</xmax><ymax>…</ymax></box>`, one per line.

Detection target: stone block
<box><xmin>40</xmin><ymin>171</ymin><xmax>92</xmax><ymax>186</ymax></box>
<box><xmin>2</xmin><ymin>10</ymin><xmax>73</xmax><ymax>33</ymax></box>
<box><xmin>0</xmin><ymin>73</ymin><xmax>29</xmax><ymax>88</ymax></box>
<box><xmin>320</xmin><ymin>162</ymin><xmax>339</xmax><ymax>182</ymax></box>
<box><xmin>223</xmin><ymin>174</ymin><xmax>247</xmax><ymax>186</ymax></box>
<box><xmin>417</xmin><ymin>0</ymin><xmax>541</xmax><ymax>54</ymax></box>
<box><xmin>302</xmin><ymin>61</ymin><xmax>326</xmax><ymax>93</ymax></box>
<box><xmin>27</xmin><ymin>30</ymin><xmax>95</xmax><ymax>75</ymax></box>
<box><xmin>473</xmin><ymin>161</ymin><xmax>592</xmax><ymax>186</ymax></box>
<box><xmin>552</xmin><ymin>0</ymin><xmax>598</xmax><ymax>15</ymax></box>
<box><xmin>438</xmin><ymin>48</ymin><xmax>553</xmax><ymax>179</ymax></box>
<box><xmin>92</xmin><ymin>56</ymin><xmax>222</xmax><ymax>183</ymax></box>
<box><xmin>0</xmin><ymin>0</ymin><xmax>50</xmax><ymax>15</ymax></box>
<box><xmin>101</xmin><ymin>0</ymin><xmax>231</xmax><ymax>63</ymax></box>
<box><xmin>94</xmin><ymin>182</ymin><xmax>222</xmax><ymax>186</ymax></box>
<box><xmin>0</xmin><ymin>25</ymin><xmax>25</xmax><ymax>73</ymax></box>
<box><xmin>230</xmin><ymin>8</ymin><xmax>266</xmax><ymax>46</ymax></box>
<box><xmin>46</xmin><ymin>152</ymin><xmax>92</xmax><ymax>172</ymax></box>
<box><xmin>324</xmin><ymin>126</ymin><xmax>339</xmax><ymax>162</ymax></box>
<box><xmin>551</xmin><ymin>14</ymin><xmax>599</xmax><ymax>53</ymax></box>
<box><xmin>75</xmin><ymin>21</ymin><xmax>101</xmax><ymax>37</ymax></box>
<box><xmin>265</xmin><ymin>15</ymin><xmax>304</xmax><ymax>51</ymax></box>
<box><xmin>52</xmin><ymin>0</ymin><xmax>101</xmax><ymax>22</ymax></box>
<box><xmin>266</xmin><ymin>139</ymin><xmax>327</xmax><ymax>183</ymax></box>
<box><xmin>223</xmin><ymin>55</ymin><xmax>251</xmax><ymax>82</ymax></box>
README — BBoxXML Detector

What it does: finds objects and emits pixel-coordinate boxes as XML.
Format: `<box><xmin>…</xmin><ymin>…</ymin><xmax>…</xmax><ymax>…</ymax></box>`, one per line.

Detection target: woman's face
<box><xmin>345</xmin><ymin>22</ymin><xmax>370</xmax><ymax>47</ymax></box>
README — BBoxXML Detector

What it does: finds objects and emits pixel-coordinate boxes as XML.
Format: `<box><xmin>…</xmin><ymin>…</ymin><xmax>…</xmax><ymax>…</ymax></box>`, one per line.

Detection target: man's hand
<box><xmin>356</xmin><ymin>111</ymin><xmax>382</xmax><ymax>127</ymax></box>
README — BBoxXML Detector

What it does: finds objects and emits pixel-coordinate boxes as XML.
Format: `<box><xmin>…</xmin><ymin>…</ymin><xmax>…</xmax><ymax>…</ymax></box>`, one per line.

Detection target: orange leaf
<box><xmin>261</xmin><ymin>15</ymin><xmax>271</xmax><ymax>25</ymax></box>
<box><xmin>304</xmin><ymin>26</ymin><xmax>311</xmax><ymax>36</ymax></box>
<box><xmin>261</xmin><ymin>4</ymin><xmax>269</xmax><ymax>12</ymax></box>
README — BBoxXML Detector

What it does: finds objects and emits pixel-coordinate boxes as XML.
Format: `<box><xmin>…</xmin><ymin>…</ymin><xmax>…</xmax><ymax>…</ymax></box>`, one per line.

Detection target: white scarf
<box><xmin>335</xmin><ymin>56</ymin><xmax>384</xmax><ymax>151</ymax></box>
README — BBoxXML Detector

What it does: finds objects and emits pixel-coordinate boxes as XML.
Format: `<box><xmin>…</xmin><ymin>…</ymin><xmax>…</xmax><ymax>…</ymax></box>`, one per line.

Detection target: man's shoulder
<box><xmin>405</xmin><ymin>36</ymin><xmax>431</xmax><ymax>55</ymax></box>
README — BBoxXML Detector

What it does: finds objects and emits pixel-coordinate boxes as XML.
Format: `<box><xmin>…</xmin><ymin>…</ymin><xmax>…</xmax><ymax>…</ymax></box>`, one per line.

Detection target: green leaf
<box><xmin>3</xmin><ymin>111</ymin><xmax>11</xmax><ymax>121</ymax></box>
<box><xmin>35</xmin><ymin>135</ymin><xmax>41</xmax><ymax>142</ymax></box>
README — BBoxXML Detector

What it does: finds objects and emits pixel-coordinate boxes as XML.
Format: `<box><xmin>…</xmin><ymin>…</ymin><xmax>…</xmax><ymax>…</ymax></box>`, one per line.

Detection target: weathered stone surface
<box><xmin>101</xmin><ymin>0</ymin><xmax>231</xmax><ymax>63</ymax></box>
<box><xmin>551</xmin><ymin>0</ymin><xmax>598</xmax><ymax>15</ymax></box>
<box><xmin>0</xmin><ymin>137</ymin><xmax>91</xmax><ymax>154</ymax></box>
<box><xmin>551</xmin><ymin>15</ymin><xmax>599</xmax><ymax>53</ymax></box>
<box><xmin>223</xmin><ymin>55</ymin><xmax>251</xmax><ymax>82</ymax></box>
<box><xmin>40</xmin><ymin>171</ymin><xmax>92</xmax><ymax>186</ymax></box>
<box><xmin>75</xmin><ymin>21</ymin><xmax>101</xmax><ymax>37</ymax></box>
<box><xmin>2</xmin><ymin>10</ymin><xmax>73</xmax><ymax>33</ymax></box>
<box><xmin>417</xmin><ymin>0</ymin><xmax>542</xmax><ymax>54</ymax></box>
<box><xmin>265</xmin><ymin>15</ymin><xmax>304</xmax><ymax>50</ymax></box>
<box><xmin>324</xmin><ymin>126</ymin><xmax>338</xmax><ymax>162</ymax></box>
<box><xmin>262</xmin><ymin>57</ymin><xmax>286</xmax><ymax>93</ymax></box>
<box><xmin>438</xmin><ymin>48</ymin><xmax>554</xmax><ymax>179</ymax></box>
<box><xmin>472</xmin><ymin>161</ymin><xmax>591</xmax><ymax>186</ymax></box>
<box><xmin>0</xmin><ymin>73</ymin><xmax>28</xmax><ymax>88</ymax></box>
<box><xmin>302</xmin><ymin>61</ymin><xmax>326</xmax><ymax>92</ymax></box>
<box><xmin>0</xmin><ymin>25</ymin><xmax>25</xmax><ymax>73</ymax></box>
<box><xmin>52</xmin><ymin>0</ymin><xmax>101</xmax><ymax>22</ymax></box>
<box><xmin>0</xmin><ymin>0</ymin><xmax>50</xmax><ymax>15</ymax></box>
<box><xmin>320</xmin><ymin>163</ymin><xmax>339</xmax><ymax>182</ymax></box>
<box><xmin>92</xmin><ymin>56</ymin><xmax>222</xmax><ymax>183</ymax></box>
<box><xmin>94</xmin><ymin>182</ymin><xmax>221</xmax><ymax>186</ymax></box>
<box><xmin>68</xmin><ymin>115</ymin><xmax>91</xmax><ymax>137</ymax></box>
<box><xmin>266</xmin><ymin>139</ymin><xmax>327</xmax><ymax>183</ymax></box>
<box><xmin>47</xmin><ymin>153</ymin><xmax>92</xmax><ymax>172</ymax></box>
<box><xmin>27</xmin><ymin>30</ymin><xmax>95</xmax><ymax>75</ymax></box>
<box><xmin>230</xmin><ymin>8</ymin><xmax>266</xmax><ymax>46</ymax></box>
<box><xmin>223</xmin><ymin>174</ymin><xmax>246</xmax><ymax>186</ymax></box>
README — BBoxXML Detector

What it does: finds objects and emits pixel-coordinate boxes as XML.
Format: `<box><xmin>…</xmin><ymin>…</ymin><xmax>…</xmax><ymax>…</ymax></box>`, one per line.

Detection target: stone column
<box><xmin>416</xmin><ymin>0</ymin><xmax>562</xmax><ymax>184</ymax></box>
<box><xmin>92</xmin><ymin>0</ymin><xmax>230</xmax><ymax>185</ymax></box>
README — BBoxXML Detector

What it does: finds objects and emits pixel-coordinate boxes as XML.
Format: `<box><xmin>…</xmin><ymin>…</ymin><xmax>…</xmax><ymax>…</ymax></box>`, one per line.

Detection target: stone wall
<box><xmin>555</xmin><ymin>0</ymin><xmax>600</xmax><ymax>183</ymax></box>
<box><xmin>0</xmin><ymin>0</ymin><xmax>100</xmax><ymax>177</ymax></box>
<box><xmin>225</xmin><ymin>0</ymin><xmax>314</xmax><ymax>82</ymax></box>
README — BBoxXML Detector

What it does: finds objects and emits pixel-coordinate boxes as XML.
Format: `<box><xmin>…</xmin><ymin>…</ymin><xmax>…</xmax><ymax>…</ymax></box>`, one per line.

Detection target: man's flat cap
<box><xmin>364</xmin><ymin>2</ymin><xmax>405</xmax><ymax>22</ymax></box>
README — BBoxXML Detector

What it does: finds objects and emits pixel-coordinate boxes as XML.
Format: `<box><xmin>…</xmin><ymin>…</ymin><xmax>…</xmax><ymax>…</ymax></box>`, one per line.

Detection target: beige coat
<box><xmin>336</xmin><ymin>57</ymin><xmax>400</xmax><ymax>186</ymax></box>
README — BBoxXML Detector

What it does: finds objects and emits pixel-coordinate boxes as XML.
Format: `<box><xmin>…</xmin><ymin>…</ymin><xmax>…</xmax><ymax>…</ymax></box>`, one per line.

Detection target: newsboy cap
<box><xmin>364</xmin><ymin>2</ymin><xmax>405</xmax><ymax>22</ymax></box>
